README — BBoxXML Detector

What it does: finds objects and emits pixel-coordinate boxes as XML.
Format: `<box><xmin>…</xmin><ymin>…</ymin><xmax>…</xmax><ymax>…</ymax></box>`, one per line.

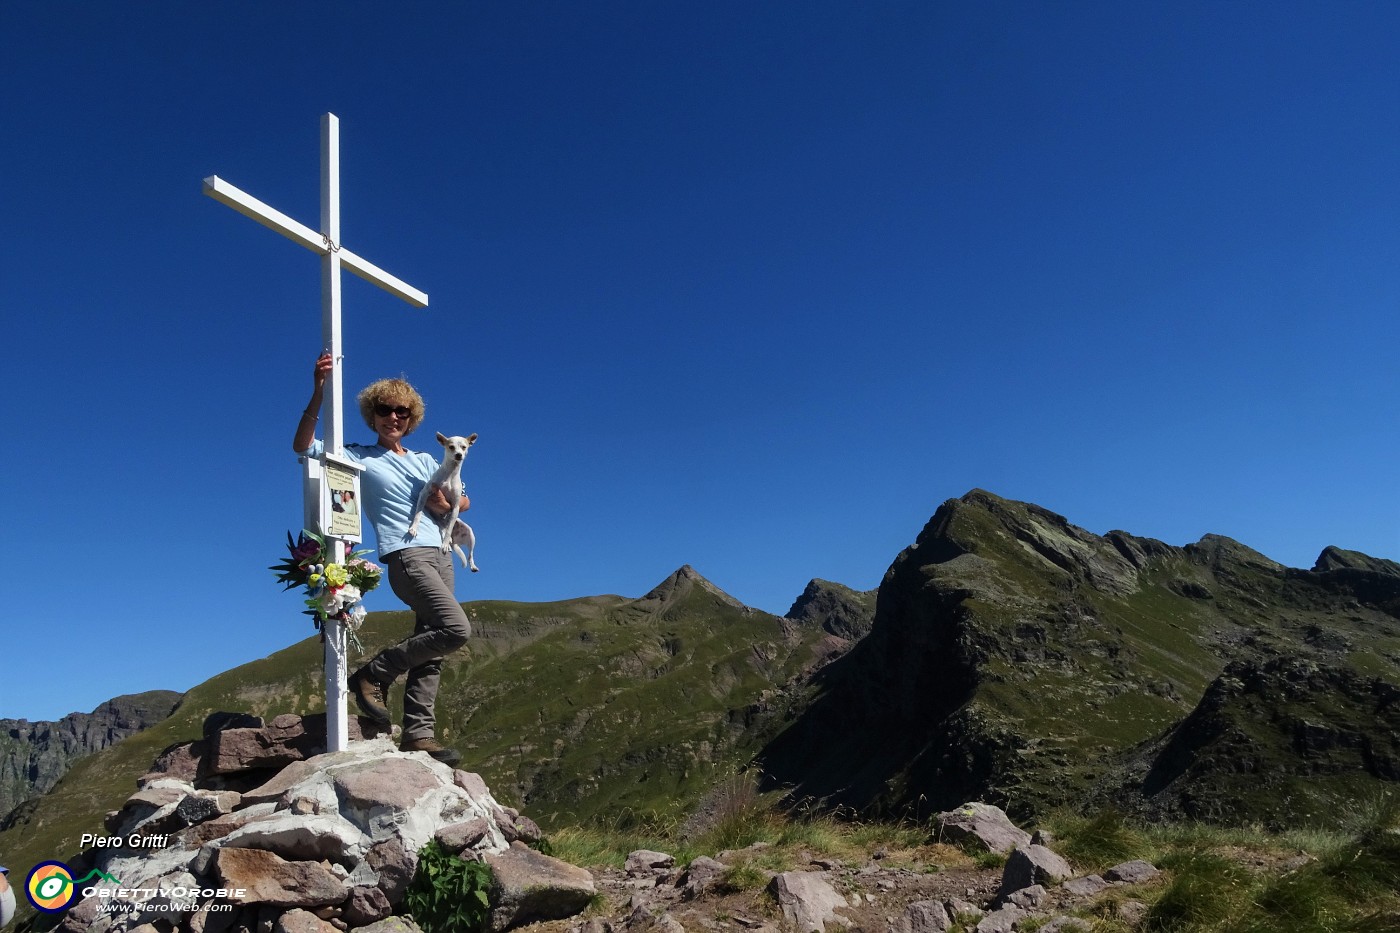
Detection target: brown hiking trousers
<box><xmin>366</xmin><ymin>546</ymin><xmax>471</xmax><ymax>742</ymax></box>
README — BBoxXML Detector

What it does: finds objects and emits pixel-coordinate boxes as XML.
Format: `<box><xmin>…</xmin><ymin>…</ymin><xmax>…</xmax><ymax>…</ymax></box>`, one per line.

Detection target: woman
<box><xmin>293</xmin><ymin>352</ymin><xmax>471</xmax><ymax>764</ymax></box>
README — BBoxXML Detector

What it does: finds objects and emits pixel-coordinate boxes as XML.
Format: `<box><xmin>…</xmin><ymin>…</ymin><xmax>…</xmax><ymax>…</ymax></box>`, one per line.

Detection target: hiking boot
<box><xmin>400</xmin><ymin>736</ymin><xmax>462</xmax><ymax>765</ymax></box>
<box><xmin>348</xmin><ymin>668</ymin><xmax>391</xmax><ymax>726</ymax></box>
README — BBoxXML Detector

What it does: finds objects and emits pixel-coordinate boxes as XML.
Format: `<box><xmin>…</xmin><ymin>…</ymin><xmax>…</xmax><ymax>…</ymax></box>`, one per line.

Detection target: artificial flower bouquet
<box><xmin>270</xmin><ymin>530</ymin><xmax>381</xmax><ymax>631</ymax></box>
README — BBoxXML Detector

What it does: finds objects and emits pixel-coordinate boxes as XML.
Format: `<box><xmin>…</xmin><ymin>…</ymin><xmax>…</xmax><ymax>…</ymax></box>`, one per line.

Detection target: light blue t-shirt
<box><xmin>299</xmin><ymin>439</ymin><xmax>444</xmax><ymax>557</ymax></box>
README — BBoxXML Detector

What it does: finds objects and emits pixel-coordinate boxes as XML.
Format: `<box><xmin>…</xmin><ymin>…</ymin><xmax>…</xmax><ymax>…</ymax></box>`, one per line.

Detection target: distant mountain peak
<box><xmin>1314</xmin><ymin>545</ymin><xmax>1400</xmax><ymax>577</ymax></box>
<box><xmin>629</xmin><ymin>565</ymin><xmax>749</xmax><ymax>617</ymax></box>
<box><xmin>1185</xmin><ymin>533</ymin><xmax>1283</xmax><ymax>572</ymax></box>
<box><xmin>785</xmin><ymin>579</ymin><xmax>877</xmax><ymax>640</ymax></box>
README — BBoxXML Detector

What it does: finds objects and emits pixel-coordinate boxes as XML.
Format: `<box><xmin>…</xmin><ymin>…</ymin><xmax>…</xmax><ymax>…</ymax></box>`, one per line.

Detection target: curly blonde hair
<box><xmin>357</xmin><ymin>377</ymin><xmax>426</xmax><ymax>435</ymax></box>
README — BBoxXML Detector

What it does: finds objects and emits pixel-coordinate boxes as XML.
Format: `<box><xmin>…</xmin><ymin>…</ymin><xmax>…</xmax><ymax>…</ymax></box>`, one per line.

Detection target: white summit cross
<box><xmin>204</xmin><ymin>112</ymin><xmax>429</xmax><ymax>753</ymax></box>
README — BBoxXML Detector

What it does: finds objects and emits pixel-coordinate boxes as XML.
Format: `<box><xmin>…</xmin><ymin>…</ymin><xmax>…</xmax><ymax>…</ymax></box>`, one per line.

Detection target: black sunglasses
<box><xmin>374</xmin><ymin>404</ymin><xmax>412</xmax><ymax>419</ymax></box>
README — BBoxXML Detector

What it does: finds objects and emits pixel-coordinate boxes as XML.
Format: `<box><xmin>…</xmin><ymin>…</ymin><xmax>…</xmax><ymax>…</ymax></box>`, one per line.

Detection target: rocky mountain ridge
<box><xmin>760</xmin><ymin>489</ymin><xmax>1400</xmax><ymax>826</ymax></box>
<box><xmin>1</xmin><ymin>691</ymin><xmax>183</xmax><ymax>826</ymax></box>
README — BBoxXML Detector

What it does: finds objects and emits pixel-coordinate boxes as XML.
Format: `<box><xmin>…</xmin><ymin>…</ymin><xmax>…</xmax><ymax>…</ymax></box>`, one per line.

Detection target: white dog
<box><xmin>407</xmin><ymin>432</ymin><xmax>480</xmax><ymax>572</ymax></box>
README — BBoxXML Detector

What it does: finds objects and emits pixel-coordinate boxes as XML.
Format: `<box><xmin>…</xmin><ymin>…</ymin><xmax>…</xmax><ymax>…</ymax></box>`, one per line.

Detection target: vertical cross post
<box><xmin>321</xmin><ymin>114</ymin><xmax>346</xmax><ymax>459</ymax></box>
<box><xmin>204</xmin><ymin>113</ymin><xmax>429</xmax><ymax>753</ymax></box>
<box><xmin>320</xmin><ymin>113</ymin><xmax>349</xmax><ymax>753</ymax></box>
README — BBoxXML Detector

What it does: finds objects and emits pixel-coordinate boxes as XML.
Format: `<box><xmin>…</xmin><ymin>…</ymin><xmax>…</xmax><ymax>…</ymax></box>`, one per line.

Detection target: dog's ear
<box><xmin>466</xmin><ymin>433</ymin><xmax>478</xmax><ymax>446</ymax></box>
<box><xmin>436</xmin><ymin>431</ymin><xmax>448</xmax><ymax>445</ymax></box>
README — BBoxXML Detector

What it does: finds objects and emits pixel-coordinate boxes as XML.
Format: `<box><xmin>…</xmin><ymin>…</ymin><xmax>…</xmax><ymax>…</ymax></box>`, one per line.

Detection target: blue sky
<box><xmin>3</xmin><ymin>2</ymin><xmax>1399</xmax><ymax>722</ymax></box>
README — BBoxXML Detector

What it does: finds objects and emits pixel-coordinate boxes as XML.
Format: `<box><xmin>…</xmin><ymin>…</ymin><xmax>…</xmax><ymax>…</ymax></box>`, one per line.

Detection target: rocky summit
<box><xmin>760</xmin><ymin>489</ymin><xmax>1400</xmax><ymax>826</ymax></box>
<box><xmin>785</xmin><ymin>579</ymin><xmax>878</xmax><ymax>642</ymax></box>
<box><xmin>53</xmin><ymin>712</ymin><xmax>592</xmax><ymax>933</ymax></box>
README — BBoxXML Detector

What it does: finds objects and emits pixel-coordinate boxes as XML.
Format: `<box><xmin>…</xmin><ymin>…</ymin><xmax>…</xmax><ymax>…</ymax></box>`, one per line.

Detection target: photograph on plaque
<box><xmin>324</xmin><ymin>460</ymin><xmax>362</xmax><ymax>541</ymax></box>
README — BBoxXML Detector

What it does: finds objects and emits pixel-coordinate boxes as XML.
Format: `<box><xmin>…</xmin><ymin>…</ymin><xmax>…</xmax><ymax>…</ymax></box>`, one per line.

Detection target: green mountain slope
<box><xmin>434</xmin><ymin>565</ymin><xmax>846</xmax><ymax>824</ymax></box>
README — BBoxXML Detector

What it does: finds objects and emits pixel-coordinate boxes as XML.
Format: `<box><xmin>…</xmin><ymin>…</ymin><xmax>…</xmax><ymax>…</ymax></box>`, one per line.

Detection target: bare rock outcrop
<box><xmin>995</xmin><ymin>845</ymin><xmax>1072</xmax><ymax>901</ymax></box>
<box><xmin>767</xmin><ymin>871</ymin><xmax>849</xmax><ymax>932</ymax></box>
<box><xmin>486</xmin><ymin>842</ymin><xmax>598</xmax><ymax>932</ymax></box>
<box><xmin>933</xmin><ymin>803</ymin><xmax>1030</xmax><ymax>855</ymax></box>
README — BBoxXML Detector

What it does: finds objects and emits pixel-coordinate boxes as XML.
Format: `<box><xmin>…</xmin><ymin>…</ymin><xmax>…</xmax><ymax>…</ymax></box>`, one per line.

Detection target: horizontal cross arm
<box><xmin>340</xmin><ymin>248</ymin><xmax>429</xmax><ymax>308</ymax></box>
<box><xmin>203</xmin><ymin>176</ymin><xmax>429</xmax><ymax>308</ymax></box>
<box><xmin>203</xmin><ymin>176</ymin><xmax>325</xmax><ymax>255</ymax></box>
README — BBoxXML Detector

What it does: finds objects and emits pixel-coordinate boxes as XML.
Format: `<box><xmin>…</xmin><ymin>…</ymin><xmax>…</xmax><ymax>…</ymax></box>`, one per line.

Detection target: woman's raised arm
<box><xmin>293</xmin><ymin>352</ymin><xmax>333</xmax><ymax>452</ymax></box>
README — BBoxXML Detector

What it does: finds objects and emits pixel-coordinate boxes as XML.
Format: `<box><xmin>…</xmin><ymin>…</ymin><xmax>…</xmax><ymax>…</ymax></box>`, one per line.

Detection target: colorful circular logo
<box><xmin>25</xmin><ymin>861</ymin><xmax>77</xmax><ymax>913</ymax></box>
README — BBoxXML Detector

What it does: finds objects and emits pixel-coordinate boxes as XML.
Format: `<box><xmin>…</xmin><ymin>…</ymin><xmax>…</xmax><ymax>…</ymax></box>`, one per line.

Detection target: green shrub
<box><xmin>973</xmin><ymin>850</ymin><xmax>1007</xmax><ymax>870</ymax></box>
<box><xmin>1145</xmin><ymin>851</ymin><xmax>1256</xmax><ymax>932</ymax></box>
<box><xmin>543</xmin><ymin>823</ymin><xmax>696</xmax><ymax>869</ymax></box>
<box><xmin>1050</xmin><ymin>809</ymin><xmax>1147</xmax><ymax>872</ymax></box>
<box><xmin>1234</xmin><ymin>869</ymin><xmax>1350</xmax><ymax>933</ymax></box>
<box><xmin>694</xmin><ymin>773</ymin><xmax>783</xmax><ymax>852</ymax></box>
<box><xmin>718</xmin><ymin>861</ymin><xmax>771</xmax><ymax>893</ymax></box>
<box><xmin>1319</xmin><ymin>822</ymin><xmax>1400</xmax><ymax>905</ymax></box>
<box><xmin>402</xmin><ymin>840</ymin><xmax>494</xmax><ymax>933</ymax></box>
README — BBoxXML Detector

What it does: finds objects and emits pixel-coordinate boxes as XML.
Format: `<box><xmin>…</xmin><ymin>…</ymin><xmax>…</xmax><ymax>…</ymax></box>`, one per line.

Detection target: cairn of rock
<box><xmin>56</xmin><ymin>713</ymin><xmax>594</xmax><ymax>933</ymax></box>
